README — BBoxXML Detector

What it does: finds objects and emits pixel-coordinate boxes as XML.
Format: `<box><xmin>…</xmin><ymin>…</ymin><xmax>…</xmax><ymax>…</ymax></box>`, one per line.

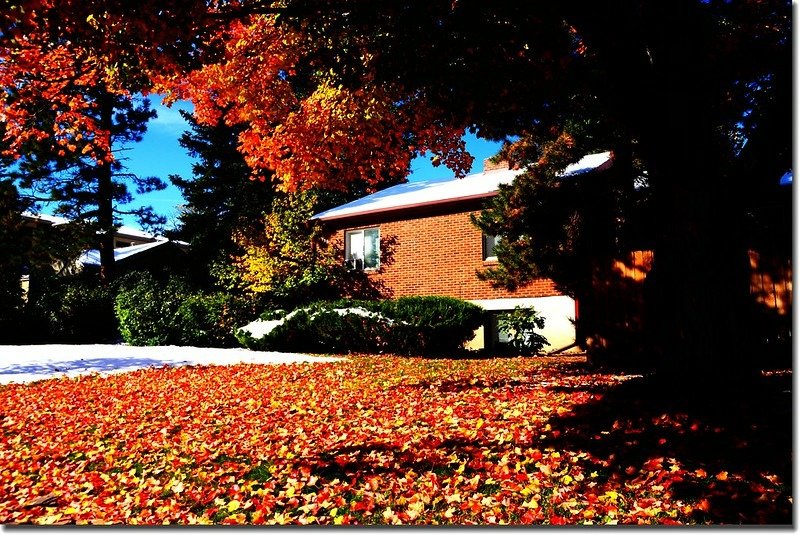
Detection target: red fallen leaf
<box><xmin>520</xmin><ymin>510</ymin><xmax>540</xmax><ymax>523</ymax></box>
<box><xmin>0</xmin><ymin>355</ymin><xmax>786</xmax><ymax>525</ymax></box>
<box><xmin>549</xmin><ymin>514</ymin><xmax>569</xmax><ymax>525</ymax></box>
<box><xmin>716</xmin><ymin>471</ymin><xmax>729</xmax><ymax>481</ymax></box>
<box><xmin>696</xmin><ymin>499</ymin><xmax>711</xmax><ymax>513</ymax></box>
<box><xmin>352</xmin><ymin>496</ymin><xmax>375</xmax><ymax>513</ymax></box>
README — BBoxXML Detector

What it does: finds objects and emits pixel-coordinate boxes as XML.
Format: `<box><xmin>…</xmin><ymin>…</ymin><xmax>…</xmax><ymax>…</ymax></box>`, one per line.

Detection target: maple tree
<box><xmin>0</xmin><ymin>356</ymin><xmax>790</xmax><ymax>525</ymax></box>
<box><xmin>232</xmin><ymin>189</ymin><xmax>338</xmax><ymax>306</ymax></box>
<box><xmin>1</xmin><ymin>1</ymin><xmax>790</xmax><ymax>374</ymax></box>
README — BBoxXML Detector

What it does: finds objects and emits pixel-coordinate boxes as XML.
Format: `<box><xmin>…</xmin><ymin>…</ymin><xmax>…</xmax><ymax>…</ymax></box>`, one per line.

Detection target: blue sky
<box><xmin>124</xmin><ymin>98</ymin><xmax>504</xmax><ymax>230</ymax></box>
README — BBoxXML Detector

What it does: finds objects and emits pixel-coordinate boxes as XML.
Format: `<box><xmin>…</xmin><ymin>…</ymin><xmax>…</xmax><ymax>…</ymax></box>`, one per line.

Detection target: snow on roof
<box><xmin>22</xmin><ymin>212</ymin><xmax>172</xmax><ymax>241</ymax></box>
<box><xmin>78</xmin><ymin>239</ymin><xmax>171</xmax><ymax>267</ymax></box>
<box><xmin>312</xmin><ymin>151</ymin><xmax>612</xmax><ymax>222</ymax></box>
<box><xmin>115</xmin><ymin>225</ymin><xmax>159</xmax><ymax>240</ymax></box>
<box><xmin>21</xmin><ymin>212</ymin><xmax>71</xmax><ymax>226</ymax></box>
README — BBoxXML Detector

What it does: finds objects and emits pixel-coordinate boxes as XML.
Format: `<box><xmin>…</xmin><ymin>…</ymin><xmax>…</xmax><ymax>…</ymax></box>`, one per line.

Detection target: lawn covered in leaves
<box><xmin>0</xmin><ymin>355</ymin><xmax>791</xmax><ymax>525</ymax></box>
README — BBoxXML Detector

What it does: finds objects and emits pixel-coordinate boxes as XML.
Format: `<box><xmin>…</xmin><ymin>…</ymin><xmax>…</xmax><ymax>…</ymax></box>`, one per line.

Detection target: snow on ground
<box><xmin>0</xmin><ymin>345</ymin><xmax>343</xmax><ymax>385</ymax></box>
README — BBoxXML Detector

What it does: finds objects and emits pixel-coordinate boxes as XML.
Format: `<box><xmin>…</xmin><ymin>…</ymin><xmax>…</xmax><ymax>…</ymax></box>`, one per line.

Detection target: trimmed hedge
<box><xmin>236</xmin><ymin>296</ymin><xmax>484</xmax><ymax>355</ymax></box>
<box><xmin>115</xmin><ymin>272</ymin><xmax>253</xmax><ymax>348</ymax></box>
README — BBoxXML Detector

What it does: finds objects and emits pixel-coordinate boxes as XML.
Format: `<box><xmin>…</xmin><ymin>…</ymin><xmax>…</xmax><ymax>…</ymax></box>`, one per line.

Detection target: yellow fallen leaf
<box><xmin>38</xmin><ymin>513</ymin><xmax>63</xmax><ymax>525</ymax></box>
<box><xmin>227</xmin><ymin>500</ymin><xmax>240</xmax><ymax>513</ymax></box>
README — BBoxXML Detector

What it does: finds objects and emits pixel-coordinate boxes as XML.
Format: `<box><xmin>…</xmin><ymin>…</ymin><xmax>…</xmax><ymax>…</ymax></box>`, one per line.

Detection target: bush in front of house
<box><xmin>236</xmin><ymin>304</ymin><xmax>394</xmax><ymax>353</ymax></box>
<box><xmin>379</xmin><ymin>296</ymin><xmax>485</xmax><ymax>355</ymax></box>
<box><xmin>175</xmin><ymin>292</ymin><xmax>254</xmax><ymax>348</ymax></box>
<box><xmin>496</xmin><ymin>305</ymin><xmax>549</xmax><ymax>355</ymax></box>
<box><xmin>115</xmin><ymin>271</ymin><xmax>254</xmax><ymax>347</ymax></box>
<box><xmin>236</xmin><ymin>296</ymin><xmax>485</xmax><ymax>355</ymax></box>
<box><xmin>22</xmin><ymin>271</ymin><xmax>120</xmax><ymax>344</ymax></box>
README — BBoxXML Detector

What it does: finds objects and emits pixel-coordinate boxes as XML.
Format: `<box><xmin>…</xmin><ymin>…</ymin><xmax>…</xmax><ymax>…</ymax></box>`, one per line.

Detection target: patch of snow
<box><xmin>238</xmin><ymin>319</ymin><xmax>285</xmax><ymax>339</ymax></box>
<box><xmin>239</xmin><ymin>306</ymin><xmax>394</xmax><ymax>343</ymax></box>
<box><xmin>238</xmin><ymin>310</ymin><xmax>300</xmax><ymax>339</ymax></box>
<box><xmin>329</xmin><ymin>307</ymin><xmax>393</xmax><ymax>323</ymax></box>
<box><xmin>0</xmin><ymin>344</ymin><xmax>342</xmax><ymax>385</ymax></box>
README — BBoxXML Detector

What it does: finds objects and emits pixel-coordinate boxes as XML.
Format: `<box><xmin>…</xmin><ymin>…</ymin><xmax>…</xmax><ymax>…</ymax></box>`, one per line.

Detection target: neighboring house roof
<box><xmin>312</xmin><ymin>151</ymin><xmax>613</xmax><ymax>222</ymax></box>
<box><xmin>21</xmin><ymin>212</ymin><xmax>186</xmax><ymax>244</ymax></box>
<box><xmin>115</xmin><ymin>225</ymin><xmax>161</xmax><ymax>242</ymax></box>
<box><xmin>78</xmin><ymin>239</ymin><xmax>175</xmax><ymax>267</ymax></box>
<box><xmin>21</xmin><ymin>212</ymin><xmax>71</xmax><ymax>226</ymax></box>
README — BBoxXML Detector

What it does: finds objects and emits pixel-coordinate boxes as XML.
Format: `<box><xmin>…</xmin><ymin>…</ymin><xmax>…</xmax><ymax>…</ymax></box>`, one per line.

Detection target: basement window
<box><xmin>345</xmin><ymin>228</ymin><xmax>380</xmax><ymax>270</ymax></box>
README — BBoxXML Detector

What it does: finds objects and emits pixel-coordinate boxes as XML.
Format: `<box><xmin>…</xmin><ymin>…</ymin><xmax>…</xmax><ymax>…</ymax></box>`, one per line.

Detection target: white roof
<box><xmin>115</xmin><ymin>225</ymin><xmax>159</xmax><ymax>240</ymax></box>
<box><xmin>78</xmin><ymin>239</ymin><xmax>170</xmax><ymax>267</ymax></box>
<box><xmin>312</xmin><ymin>151</ymin><xmax>612</xmax><ymax>222</ymax></box>
<box><xmin>22</xmin><ymin>212</ymin><xmax>173</xmax><ymax>242</ymax></box>
<box><xmin>21</xmin><ymin>212</ymin><xmax>71</xmax><ymax>226</ymax></box>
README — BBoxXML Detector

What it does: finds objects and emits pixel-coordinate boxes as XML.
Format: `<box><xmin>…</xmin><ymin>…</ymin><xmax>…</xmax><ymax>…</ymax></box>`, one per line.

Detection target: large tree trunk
<box><xmin>646</xmin><ymin>160</ymin><xmax>755</xmax><ymax>384</ymax></box>
<box><xmin>641</xmin><ymin>75</ymin><xmax>756</xmax><ymax>386</ymax></box>
<box><xmin>97</xmin><ymin>90</ymin><xmax>115</xmax><ymax>285</ymax></box>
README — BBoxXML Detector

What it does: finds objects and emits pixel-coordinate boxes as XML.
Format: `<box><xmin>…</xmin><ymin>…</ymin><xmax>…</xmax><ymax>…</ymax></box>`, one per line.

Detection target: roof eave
<box><xmin>312</xmin><ymin>191</ymin><xmax>498</xmax><ymax>223</ymax></box>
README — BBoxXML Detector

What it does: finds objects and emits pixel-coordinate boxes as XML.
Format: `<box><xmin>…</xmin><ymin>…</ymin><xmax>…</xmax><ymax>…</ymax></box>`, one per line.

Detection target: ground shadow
<box><xmin>0</xmin><ymin>357</ymin><xmax>183</xmax><ymax>378</ymax></box>
<box><xmin>537</xmin><ymin>369</ymin><xmax>792</xmax><ymax>524</ymax></box>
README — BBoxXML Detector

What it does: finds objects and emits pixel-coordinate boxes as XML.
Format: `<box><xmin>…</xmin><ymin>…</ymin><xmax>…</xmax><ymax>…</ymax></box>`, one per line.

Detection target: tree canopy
<box><xmin>1</xmin><ymin>0</ymin><xmax>791</xmax><ymax>373</ymax></box>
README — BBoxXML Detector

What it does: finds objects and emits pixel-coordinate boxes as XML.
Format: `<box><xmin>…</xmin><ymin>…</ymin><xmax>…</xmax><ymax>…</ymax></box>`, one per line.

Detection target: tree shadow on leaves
<box><xmin>537</xmin><ymin>369</ymin><xmax>792</xmax><ymax>525</ymax></box>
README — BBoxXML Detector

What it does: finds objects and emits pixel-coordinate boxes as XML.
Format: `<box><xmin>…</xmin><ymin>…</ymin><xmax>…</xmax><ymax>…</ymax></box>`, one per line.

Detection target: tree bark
<box><xmin>641</xmin><ymin>82</ymin><xmax>756</xmax><ymax>386</ymax></box>
<box><xmin>97</xmin><ymin>90</ymin><xmax>116</xmax><ymax>285</ymax></box>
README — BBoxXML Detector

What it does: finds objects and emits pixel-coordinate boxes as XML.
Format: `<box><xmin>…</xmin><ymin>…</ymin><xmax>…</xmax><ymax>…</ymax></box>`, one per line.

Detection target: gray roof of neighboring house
<box><xmin>21</xmin><ymin>212</ymin><xmax>71</xmax><ymax>226</ymax></box>
<box><xmin>311</xmin><ymin>151</ymin><xmax>613</xmax><ymax>222</ymax></box>
<box><xmin>78</xmin><ymin>239</ymin><xmax>188</xmax><ymax>267</ymax></box>
<box><xmin>78</xmin><ymin>240</ymin><xmax>168</xmax><ymax>266</ymax></box>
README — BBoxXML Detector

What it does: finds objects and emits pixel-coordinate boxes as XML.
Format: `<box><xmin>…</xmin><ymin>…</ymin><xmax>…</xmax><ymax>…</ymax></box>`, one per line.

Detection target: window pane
<box><xmin>364</xmin><ymin>228</ymin><xmax>380</xmax><ymax>268</ymax></box>
<box><xmin>483</xmin><ymin>234</ymin><xmax>499</xmax><ymax>259</ymax></box>
<box><xmin>346</xmin><ymin>230</ymin><xmax>364</xmax><ymax>261</ymax></box>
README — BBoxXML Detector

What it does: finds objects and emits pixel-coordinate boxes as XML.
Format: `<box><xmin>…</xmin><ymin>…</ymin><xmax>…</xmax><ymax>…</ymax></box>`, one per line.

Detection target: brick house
<box><xmin>311</xmin><ymin>152</ymin><xmax>613</xmax><ymax>352</ymax></box>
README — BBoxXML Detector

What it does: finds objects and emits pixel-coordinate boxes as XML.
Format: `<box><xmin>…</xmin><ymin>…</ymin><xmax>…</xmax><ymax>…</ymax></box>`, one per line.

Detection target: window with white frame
<box><xmin>483</xmin><ymin>234</ymin><xmax>501</xmax><ymax>261</ymax></box>
<box><xmin>345</xmin><ymin>227</ymin><xmax>380</xmax><ymax>270</ymax></box>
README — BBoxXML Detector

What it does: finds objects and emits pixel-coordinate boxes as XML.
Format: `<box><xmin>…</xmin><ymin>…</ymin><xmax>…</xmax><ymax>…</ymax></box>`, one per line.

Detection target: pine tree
<box><xmin>11</xmin><ymin>88</ymin><xmax>166</xmax><ymax>283</ymax></box>
<box><xmin>168</xmin><ymin>110</ymin><xmax>276</xmax><ymax>286</ymax></box>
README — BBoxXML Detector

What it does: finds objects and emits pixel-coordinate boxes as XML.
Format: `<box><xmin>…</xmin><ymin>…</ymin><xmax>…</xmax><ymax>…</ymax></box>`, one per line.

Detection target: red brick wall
<box><xmin>328</xmin><ymin>204</ymin><xmax>561</xmax><ymax>301</ymax></box>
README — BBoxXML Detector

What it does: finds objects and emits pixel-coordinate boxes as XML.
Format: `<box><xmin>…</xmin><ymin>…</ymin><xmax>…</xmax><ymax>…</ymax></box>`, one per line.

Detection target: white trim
<box><xmin>469</xmin><ymin>297</ymin><xmax>554</xmax><ymax>311</ymax></box>
<box><xmin>469</xmin><ymin>295</ymin><xmax>577</xmax><ymax>351</ymax></box>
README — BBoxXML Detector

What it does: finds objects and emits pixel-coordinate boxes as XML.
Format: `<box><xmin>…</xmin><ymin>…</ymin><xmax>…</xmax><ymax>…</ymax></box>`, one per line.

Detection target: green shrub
<box><xmin>0</xmin><ymin>272</ymin><xmax>27</xmax><ymax>344</ymax></box>
<box><xmin>237</xmin><ymin>296</ymin><xmax>484</xmax><ymax>355</ymax></box>
<box><xmin>114</xmin><ymin>272</ymin><xmax>190</xmax><ymax>346</ymax></box>
<box><xmin>496</xmin><ymin>306</ymin><xmax>549</xmax><ymax>355</ymax></box>
<box><xmin>23</xmin><ymin>271</ymin><xmax>119</xmax><ymax>343</ymax></box>
<box><xmin>238</xmin><ymin>305</ymin><xmax>393</xmax><ymax>353</ymax></box>
<box><xmin>115</xmin><ymin>272</ymin><xmax>254</xmax><ymax>347</ymax></box>
<box><xmin>176</xmin><ymin>292</ymin><xmax>253</xmax><ymax>348</ymax></box>
<box><xmin>380</xmin><ymin>296</ymin><xmax>485</xmax><ymax>355</ymax></box>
